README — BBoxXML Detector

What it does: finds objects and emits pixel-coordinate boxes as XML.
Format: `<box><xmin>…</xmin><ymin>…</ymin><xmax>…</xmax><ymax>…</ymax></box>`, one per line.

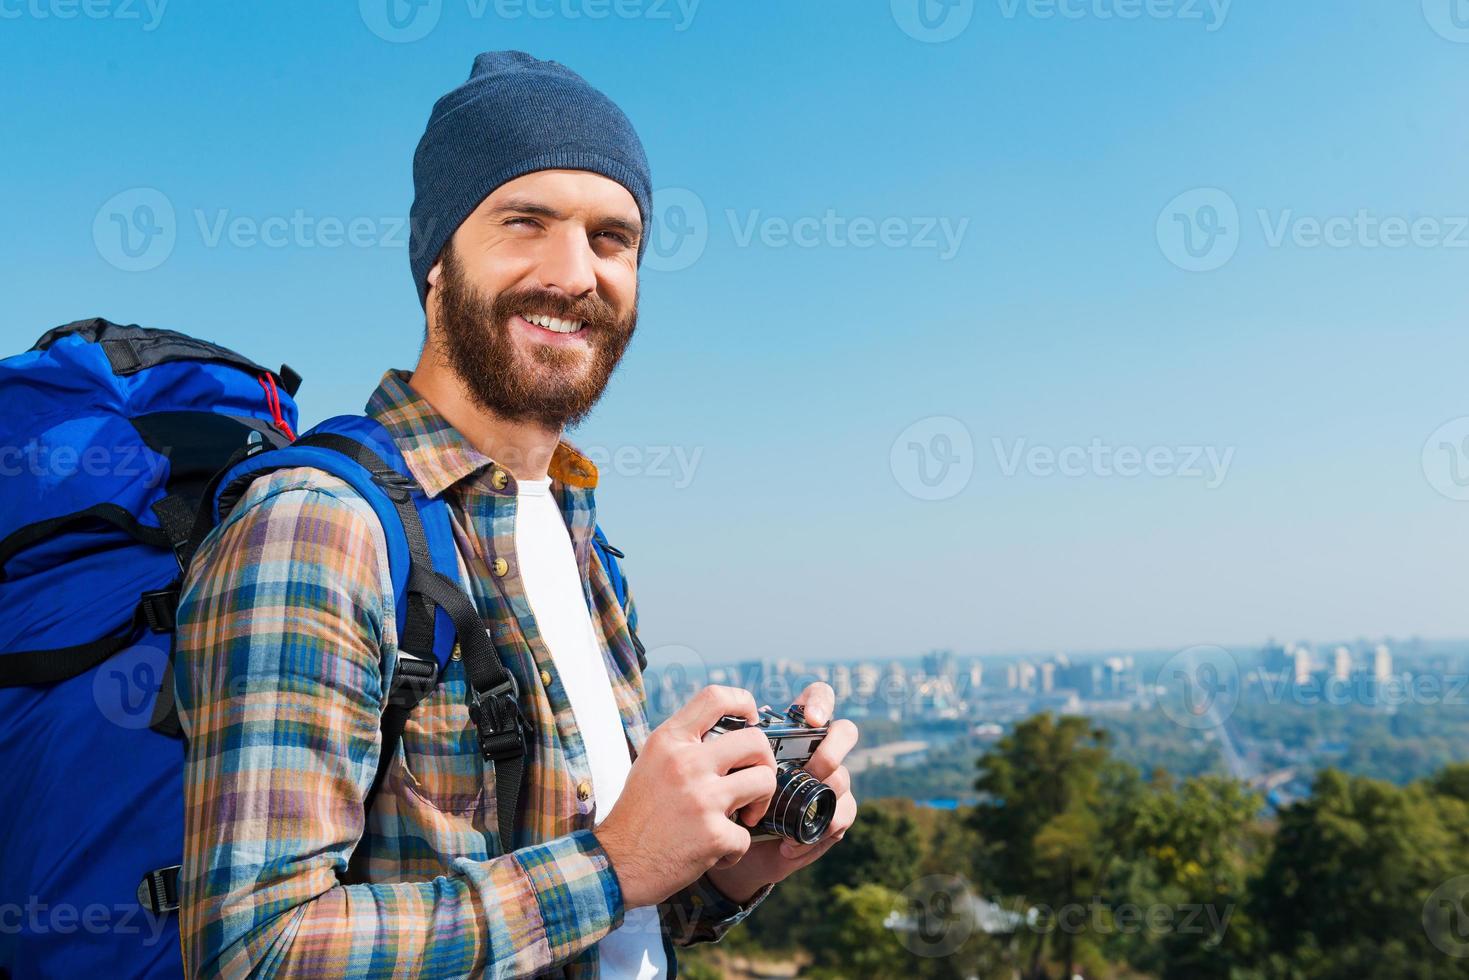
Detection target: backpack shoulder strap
<box><xmin>592</xmin><ymin>525</ymin><xmax>645</xmax><ymax>671</ymax></box>
<box><xmin>207</xmin><ymin>415</ymin><xmax>528</xmax><ymax>872</ymax></box>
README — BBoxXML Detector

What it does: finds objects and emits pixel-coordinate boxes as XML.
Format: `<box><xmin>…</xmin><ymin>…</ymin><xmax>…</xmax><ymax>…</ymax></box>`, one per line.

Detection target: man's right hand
<box><xmin>594</xmin><ymin>686</ymin><xmax>778</xmax><ymax>909</ymax></box>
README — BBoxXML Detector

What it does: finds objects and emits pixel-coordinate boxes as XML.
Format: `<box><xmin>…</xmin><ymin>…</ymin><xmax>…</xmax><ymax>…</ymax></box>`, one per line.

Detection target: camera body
<box><xmin>703</xmin><ymin>704</ymin><xmax>836</xmax><ymax>844</ymax></box>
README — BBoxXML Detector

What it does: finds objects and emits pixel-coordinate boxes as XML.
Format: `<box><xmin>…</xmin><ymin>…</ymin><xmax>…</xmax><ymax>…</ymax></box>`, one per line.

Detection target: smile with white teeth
<box><xmin>522</xmin><ymin>313</ymin><xmax>584</xmax><ymax>334</ymax></box>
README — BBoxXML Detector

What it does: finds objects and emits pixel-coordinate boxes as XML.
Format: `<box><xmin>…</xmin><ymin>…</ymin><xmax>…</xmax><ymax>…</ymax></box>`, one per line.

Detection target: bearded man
<box><xmin>173</xmin><ymin>50</ymin><xmax>859</xmax><ymax>979</ymax></box>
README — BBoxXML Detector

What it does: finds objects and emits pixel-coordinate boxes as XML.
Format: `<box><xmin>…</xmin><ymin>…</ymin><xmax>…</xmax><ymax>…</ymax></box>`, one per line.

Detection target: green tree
<box><xmin>970</xmin><ymin>713</ymin><xmax>1116</xmax><ymax>979</ymax></box>
<box><xmin>1251</xmin><ymin>768</ymin><xmax>1469</xmax><ymax>977</ymax></box>
<box><xmin>807</xmin><ymin>883</ymin><xmax>912</xmax><ymax>979</ymax></box>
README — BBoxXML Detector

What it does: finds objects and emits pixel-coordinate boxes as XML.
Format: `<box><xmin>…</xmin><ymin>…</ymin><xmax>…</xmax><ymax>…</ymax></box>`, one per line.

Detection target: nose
<box><xmin>533</xmin><ymin>225</ymin><xmax>597</xmax><ymax>298</ymax></box>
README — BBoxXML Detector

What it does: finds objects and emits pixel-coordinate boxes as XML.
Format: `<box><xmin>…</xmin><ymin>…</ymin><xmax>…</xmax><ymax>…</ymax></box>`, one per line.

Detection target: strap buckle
<box><xmin>467</xmin><ymin>677</ymin><xmax>528</xmax><ymax>763</ymax></box>
<box><xmin>371</xmin><ymin>471</ymin><xmax>419</xmax><ymax>504</ymax></box>
<box><xmin>139</xmin><ymin>588</ymin><xmax>180</xmax><ymax>633</ymax></box>
<box><xmin>138</xmin><ymin>865</ymin><xmax>181</xmax><ymax>914</ymax></box>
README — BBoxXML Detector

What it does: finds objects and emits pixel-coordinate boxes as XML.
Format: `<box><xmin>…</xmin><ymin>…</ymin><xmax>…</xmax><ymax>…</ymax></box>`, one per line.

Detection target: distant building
<box><xmin>1332</xmin><ymin>646</ymin><xmax>1352</xmax><ymax>682</ymax></box>
<box><xmin>1292</xmin><ymin>645</ymin><xmax>1313</xmax><ymax>684</ymax></box>
<box><xmin>1373</xmin><ymin>644</ymin><xmax>1393</xmax><ymax>682</ymax></box>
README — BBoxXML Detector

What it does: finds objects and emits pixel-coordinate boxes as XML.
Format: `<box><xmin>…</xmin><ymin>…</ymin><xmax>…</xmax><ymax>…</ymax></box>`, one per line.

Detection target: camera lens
<box><xmin>761</xmin><ymin>762</ymin><xmax>837</xmax><ymax>845</ymax></box>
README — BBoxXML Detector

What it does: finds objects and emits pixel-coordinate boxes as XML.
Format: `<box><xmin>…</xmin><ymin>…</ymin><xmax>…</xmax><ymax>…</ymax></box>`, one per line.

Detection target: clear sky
<box><xmin>5</xmin><ymin>0</ymin><xmax>1469</xmax><ymax>667</ymax></box>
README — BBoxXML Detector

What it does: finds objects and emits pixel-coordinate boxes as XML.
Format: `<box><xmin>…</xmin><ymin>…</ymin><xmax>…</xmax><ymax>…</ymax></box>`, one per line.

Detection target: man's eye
<box><xmin>597</xmin><ymin>231</ymin><xmax>633</xmax><ymax>247</ymax></box>
<box><xmin>506</xmin><ymin>217</ymin><xmax>539</xmax><ymax>228</ymax></box>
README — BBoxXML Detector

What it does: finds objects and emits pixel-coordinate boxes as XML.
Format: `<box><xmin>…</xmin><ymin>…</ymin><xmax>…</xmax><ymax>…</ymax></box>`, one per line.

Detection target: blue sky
<box><xmin>5</xmin><ymin>0</ymin><xmax>1469</xmax><ymax>666</ymax></box>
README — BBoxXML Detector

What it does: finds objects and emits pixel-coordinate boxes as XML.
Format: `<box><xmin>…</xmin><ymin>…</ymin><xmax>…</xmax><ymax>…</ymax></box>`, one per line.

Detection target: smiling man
<box><xmin>174</xmin><ymin>51</ymin><xmax>858</xmax><ymax>978</ymax></box>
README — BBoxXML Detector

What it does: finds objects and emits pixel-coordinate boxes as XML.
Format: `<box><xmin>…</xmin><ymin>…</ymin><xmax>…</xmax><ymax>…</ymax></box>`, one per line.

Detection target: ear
<box><xmin>426</xmin><ymin>261</ymin><xmax>443</xmax><ymax>288</ymax></box>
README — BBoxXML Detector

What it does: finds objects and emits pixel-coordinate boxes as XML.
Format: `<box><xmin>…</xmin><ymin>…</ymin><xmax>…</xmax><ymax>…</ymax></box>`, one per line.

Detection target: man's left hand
<box><xmin>704</xmin><ymin>682</ymin><xmax>859</xmax><ymax>903</ymax></box>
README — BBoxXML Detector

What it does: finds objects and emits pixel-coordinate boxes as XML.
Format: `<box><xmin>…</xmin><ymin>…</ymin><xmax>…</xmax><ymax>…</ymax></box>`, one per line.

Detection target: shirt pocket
<box><xmin>396</xmin><ymin>660</ymin><xmax>490</xmax><ymax>816</ymax></box>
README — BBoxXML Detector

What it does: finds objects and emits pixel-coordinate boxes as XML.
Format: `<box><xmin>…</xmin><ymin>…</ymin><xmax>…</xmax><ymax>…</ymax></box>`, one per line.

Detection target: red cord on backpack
<box><xmin>257</xmin><ymin>372</ymin><xmax>296</xmax><ymax>441</ymax></box>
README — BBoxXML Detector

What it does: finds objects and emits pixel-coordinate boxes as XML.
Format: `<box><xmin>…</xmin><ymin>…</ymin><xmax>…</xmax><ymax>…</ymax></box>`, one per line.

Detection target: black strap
<box><xmin>291</xmin><ymin>434</ymin><xmax>527</xmax><ymax>867</ymax></box>
<box><xmin>342</xmin><ymin>655</ymin><xmax>439</xmax><ymax>885</ymax></box>
<box><xmin>0</xmin><ymin>504</ymin><xmax>170</xmax><ymax>582</ymax></box>
<box><xmin>0</xmin><ymin>603</ymin><xmax>143</xmax><ymax>688</ymax></box>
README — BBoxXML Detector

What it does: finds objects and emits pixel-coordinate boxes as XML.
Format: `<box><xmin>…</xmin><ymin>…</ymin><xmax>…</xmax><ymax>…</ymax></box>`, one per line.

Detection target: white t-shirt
<box><xmin>513</xmin><ymin>477</ymin><xmax>666</xmax><ymax>979</ymax></box>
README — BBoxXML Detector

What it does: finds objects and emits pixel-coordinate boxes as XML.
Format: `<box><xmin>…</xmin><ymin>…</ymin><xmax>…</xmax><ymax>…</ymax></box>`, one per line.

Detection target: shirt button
<box><xmin>576</xmin><ymin>780</ymin><xmax>592</xmax><ymax>802</ymax></box>
<box><xmin>451</xmin><ymin>643</ymin><xmax>462</xmax><ymax>661</ymax></box>
<box><xmin>540</xmin><ymin>669</ymin><xmax>552</xmax><ymax>687</ymax></box>
<box><xmin>490</xmin><ymin>468</ymin><xmax>509</xmax><ymax>490</ymax></box>
<box><xmin>492</xmin><ymin>557</ymin><xmax>509</xmax><ymax>577</ymax></box>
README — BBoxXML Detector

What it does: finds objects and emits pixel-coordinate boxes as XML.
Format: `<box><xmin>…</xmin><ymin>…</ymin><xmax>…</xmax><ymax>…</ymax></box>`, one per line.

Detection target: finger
<box><xmin>720</xmin><ymin>763</ymin><xmax>778</xmax><ymax>821</ymax></box>
<box><xmin>805</xmin><ymin>719</ymin><xmax>859</xmax><ymax>780</ymax></box>
<box><xmin>712</xmin><ymin>822</ymin><xmax>752</xmax><ymax>869</ymax></box>
<box><xmin>792</xmin><ymin>682</ymin><xmax>835</xmax><ymax>726</ymax></box>
<box><xmin>704</xmin><ymin>727</ymin><xmax>777</xmax><ymax>775</ymax></box>
<box><xmin>666</xmin><ymin>685</ymin><xmax>759</xmax><ymax>740</ymax></box>
<box><xmin>827</xmin><ymin>792</ymin><xmax>857</xmax><ymax>839</ymax></box>
<box><xmin>823</xmin><ymin>765</ymin><xmax>851</xmax><ymax>801</ymax></box>
<box><xmin>779</xmin><ymin>831</ymin><xmax>841</xmax><ymax>864</ymax></box>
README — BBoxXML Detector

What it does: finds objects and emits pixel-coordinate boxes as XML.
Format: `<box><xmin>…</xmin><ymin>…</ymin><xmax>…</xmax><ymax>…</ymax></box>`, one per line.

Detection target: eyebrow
<box><xmin>487</xmin><ymin>197</ymin><xmax>643</xmax><ymax>240</ymax></box>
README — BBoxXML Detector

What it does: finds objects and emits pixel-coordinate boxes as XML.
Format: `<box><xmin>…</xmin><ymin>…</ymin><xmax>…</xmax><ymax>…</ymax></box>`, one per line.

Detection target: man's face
<box><xmin>426</xmin><ymin>169</ymin><xmax>642</xmax><ymax>430</ymax></box>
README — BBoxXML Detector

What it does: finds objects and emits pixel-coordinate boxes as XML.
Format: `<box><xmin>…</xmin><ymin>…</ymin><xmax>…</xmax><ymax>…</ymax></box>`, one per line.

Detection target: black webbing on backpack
<box><xmin>290</xmin><ymin>433</ymin><xmax>528</xmax><ymax>877</ymax></box>
<box><xmin>0</xmin><ymin>604</ymin><xmax>147</xmax><ymax>688</ymax></box>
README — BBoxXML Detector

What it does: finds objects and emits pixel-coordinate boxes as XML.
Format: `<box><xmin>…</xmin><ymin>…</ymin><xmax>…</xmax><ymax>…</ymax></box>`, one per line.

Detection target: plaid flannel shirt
<box><xmin>173</xmin><ymin>370</ymin><xmax>765</xmax><ymax>978</ymax></box>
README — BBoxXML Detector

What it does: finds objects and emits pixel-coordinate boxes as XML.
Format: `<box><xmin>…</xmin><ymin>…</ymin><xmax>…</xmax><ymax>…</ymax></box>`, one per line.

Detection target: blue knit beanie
<box><xmin>409</xmin><ymin>50</ymin><xmax>653</xmax><ymax>308</ymax></box>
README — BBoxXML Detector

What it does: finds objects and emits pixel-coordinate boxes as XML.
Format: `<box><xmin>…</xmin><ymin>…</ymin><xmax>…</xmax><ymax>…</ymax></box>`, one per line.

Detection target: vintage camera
<box><xmin>703</xmin><ymin>704</ymin><xmax>838</xmax><ymax>845</ymax></box>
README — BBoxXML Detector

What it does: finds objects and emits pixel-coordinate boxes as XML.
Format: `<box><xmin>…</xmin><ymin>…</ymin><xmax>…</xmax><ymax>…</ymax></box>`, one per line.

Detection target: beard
<box><xmin>429</xmin><ymin>245</ymin><xmax>637</xmax><ymax>430</ymax></box>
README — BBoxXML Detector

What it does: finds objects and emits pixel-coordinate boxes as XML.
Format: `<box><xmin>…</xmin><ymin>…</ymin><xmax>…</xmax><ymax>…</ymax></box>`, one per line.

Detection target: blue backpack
<box><xmin>0</xmin><ymin>319</ymin><xmax>640</xmax><ymax>980</ymax></box>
